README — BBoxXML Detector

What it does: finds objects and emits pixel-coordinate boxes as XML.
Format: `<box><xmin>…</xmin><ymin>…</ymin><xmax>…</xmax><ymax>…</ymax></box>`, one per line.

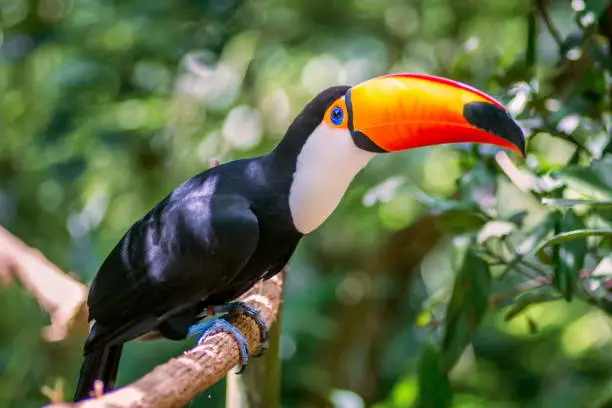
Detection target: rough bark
<box><xmin>226</xmin><ymin>298</ymin><xmax>283</xmax><ymax>408</ymax></box>
<box><xmin>47</xmin><ymin>273</ymin><xmax>284</xmax><ymax>408</ymax></box>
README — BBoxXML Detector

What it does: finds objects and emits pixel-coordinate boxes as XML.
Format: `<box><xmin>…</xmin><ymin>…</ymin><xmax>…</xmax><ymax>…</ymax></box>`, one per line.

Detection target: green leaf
<box><xmin>441</xmin><ymin>249</ymin><xmax>491</xmax><ymax>372</ymax></box>
<box><xmin>407</xmin><ymin>186</ymin><xmax>487</xmax><ymax>234</ymax></box>
<box><xmin>580</xmin><ymin>0</ymin><xmax>608</xmax><ymax>16</ymax></box>
<box><xmin>542</xmin><ymin>198</ymin><xmax>612</xmax><ymax>208</ymax></box>
<box><xmin>556</xmin><ymin>157</ymin><xmax>612</xmax><ymax>199</ymax></box>
<box><xmin>535</xmin><ymin>229</ymin><xmax>612</xmax><ymax>253</ymax></box>
<box><xmin>504</xmin><ymin>290</ymin><xmax>561</xmax><ymax>321</ymax></box>
<box><xmin>535</xmin><ymin>227</ymin><xmax>612</xmax><ymax>265</ymax></box>
<box><xmin>416</xmin><ymin>344</ymin><xmax>452</xmax><ymax>408</ymax></box>
<box><xmin>595</xmin><ymin>207</ymin><xmax>612</xmax><ymax>225</ymax></box>
<box><xmin>477</xmin><ymin>220</ymin><xmax>515</xmax><ymax>244</ymax></box>
<box><xmin>552</xmin><ymin>210</ymin><xmax>587</xmax><ymax>301</ymax></box>
<box><xmin>437</xmin><ymin>210</ymin><xmax>488</xmax><ymax>235</ymax></box>
<box><xmin>536</xmin><ymin>251</ymin><xmax>552</xmax><ymax>266</ymax></box>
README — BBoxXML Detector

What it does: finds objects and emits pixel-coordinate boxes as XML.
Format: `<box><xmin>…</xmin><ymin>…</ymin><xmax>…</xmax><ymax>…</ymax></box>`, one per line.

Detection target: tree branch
<box><xmin>0</xmin><ymin>226</ymin><xmax>88</xmax><ymax>341</ymax></box>
<box><xmin>227</xmin><ymin>297</ymin><xmax>283</xmax><ymax>408</ymax></box>
<box><xmin>534</xmin><ymin>0</ymin><xmax>563</xmax><ymax>47</ymax></box>
<box><xmin>48</xmin><ymin>273</ymin><xmax>285</xmax><ymax>408</ymax></box>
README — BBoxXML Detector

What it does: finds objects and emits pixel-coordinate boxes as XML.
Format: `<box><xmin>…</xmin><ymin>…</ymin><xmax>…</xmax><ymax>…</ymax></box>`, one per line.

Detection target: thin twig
<box><xmin>534</xmin><ymin>0</ymin><xmax>563</xmax><ymax>47</ymax></box>
<box><xmin>489</xmin><ymin>276</ymin><xmax>552</xmax><ymax>306</ymax></box>
<box><xmin>482</xmin><ymin>243</ymin><xmax>545</xmax><ymax>280</ymax></box>
<box><xmin>519</xmin><ymin>259</ymin><xmax>549</xmax><ymax>276</ymax></box>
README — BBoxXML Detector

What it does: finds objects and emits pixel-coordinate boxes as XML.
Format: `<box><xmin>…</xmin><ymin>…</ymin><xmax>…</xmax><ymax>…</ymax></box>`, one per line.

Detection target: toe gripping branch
<box><xmin>188</xmin><ymin>302</ymin><xmax>269</xmax><ymax>373</ymax></box>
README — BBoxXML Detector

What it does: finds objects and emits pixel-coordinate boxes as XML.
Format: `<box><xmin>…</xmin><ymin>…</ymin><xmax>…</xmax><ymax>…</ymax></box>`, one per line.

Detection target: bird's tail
<box><xmin>73</xmin><ymin>344</ymin><xmax>123</xmax><ymax>402</ymax></box>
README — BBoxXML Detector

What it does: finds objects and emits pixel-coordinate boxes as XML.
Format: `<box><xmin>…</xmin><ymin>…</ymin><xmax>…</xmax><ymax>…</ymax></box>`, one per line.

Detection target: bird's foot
<box><xmin>188</xmin><ymin>318</ymin><xmax>250</xmax><ymax>373</ymax></box>
<box><xmin>205</xmin><ymin>302</ymin><xmax>269</xmax><ymax>357</ymax></box>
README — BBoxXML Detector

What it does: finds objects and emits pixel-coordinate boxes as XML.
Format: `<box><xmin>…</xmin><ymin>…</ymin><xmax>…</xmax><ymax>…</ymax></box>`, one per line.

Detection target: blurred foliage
<box><xmin>2</xmin><ymin>0</ymin><xmax>612</xmax><ymax>407</ymax></box>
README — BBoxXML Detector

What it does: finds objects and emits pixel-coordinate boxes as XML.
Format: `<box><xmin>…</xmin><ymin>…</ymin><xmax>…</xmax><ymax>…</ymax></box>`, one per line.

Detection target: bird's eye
<box><xmin>330</xmin><ymin>106</ymin><xmax>344</xmax><ymax>125</ymax></box>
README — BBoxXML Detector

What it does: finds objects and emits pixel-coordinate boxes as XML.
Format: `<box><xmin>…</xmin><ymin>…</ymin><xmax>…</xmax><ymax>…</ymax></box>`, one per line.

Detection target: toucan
<box><xmin>73</xmin><ymin>73</ymin><xmax>525</xmax><ymax>401</ymax></box>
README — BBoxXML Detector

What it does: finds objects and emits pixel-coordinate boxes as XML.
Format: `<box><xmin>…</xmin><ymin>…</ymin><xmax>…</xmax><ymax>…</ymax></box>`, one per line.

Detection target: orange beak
<box><xmin>345</xmin><ymin>73</ymin><xmax>525</xmax><ymax>157</ymax></box>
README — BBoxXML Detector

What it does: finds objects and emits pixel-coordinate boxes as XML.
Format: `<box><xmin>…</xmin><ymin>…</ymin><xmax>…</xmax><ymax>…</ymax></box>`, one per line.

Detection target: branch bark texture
<box><xmin>0</xmin><ymin>226</ymin><xmax>88</xmax><ymax>341</ymax></box>
<box><xmin>48</xmin><ymin>273</ymin><xmax>285</xmax><ymax>408</ymax></box>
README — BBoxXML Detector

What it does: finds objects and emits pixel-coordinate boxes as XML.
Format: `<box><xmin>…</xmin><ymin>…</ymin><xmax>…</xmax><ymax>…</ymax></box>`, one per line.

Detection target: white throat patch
<box><xmin>289</xmin><ymin>123</ymin><xmax>375</xmax><ymax>234</ymax></box>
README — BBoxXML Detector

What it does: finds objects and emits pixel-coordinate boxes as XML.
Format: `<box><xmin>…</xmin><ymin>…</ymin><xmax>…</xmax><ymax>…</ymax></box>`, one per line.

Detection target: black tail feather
<box><xmin>73</xmin><ymin>345</ymin><xmax>123</xmax><ymax>402</ymax></box>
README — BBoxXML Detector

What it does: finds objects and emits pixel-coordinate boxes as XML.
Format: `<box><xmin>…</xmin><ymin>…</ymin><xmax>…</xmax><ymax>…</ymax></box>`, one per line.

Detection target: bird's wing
<box><xmin>84</xmin><ymin>193</ymin><xmax>260</xmax><ymax>350</ymax></box>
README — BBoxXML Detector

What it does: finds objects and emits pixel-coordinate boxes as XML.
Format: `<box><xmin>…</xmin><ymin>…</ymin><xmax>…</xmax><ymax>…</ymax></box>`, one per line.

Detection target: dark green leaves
<box><xmin>575</xmin><ymin>0</ymin><xmax>609</xmax><ymax>17</ymax></box>
<box><xmin>437</xmin><ymin>211</ymin><xmax>488</xmax><ymax>235</ymax></box>
<box><xmin>417</xmin><ymin>344</ymin><xmax>452</xmax><ymax>408</ymax></box>
<box><xmin>415</xmin><ymin>251</ymin><xmax>491</xmax><ymax>408</ymax></box>
<box><xmin>441</xmin><ymin>249</ymin><xmax>491</xmax><ymax>371</ymax></box>
<box><xmin>533</xmin><ymin>220</ymin><xmax>612</xmax><ymax>300</ymax></box>
<box><xmin>552</xmin><ymin>210</ymin><xmax>587</xmax><ymax>301</ymax></box>
<box><xmin>408</xmin><ymin>187</ymin><xmax>487</xmax><ymax>234</ymax></box>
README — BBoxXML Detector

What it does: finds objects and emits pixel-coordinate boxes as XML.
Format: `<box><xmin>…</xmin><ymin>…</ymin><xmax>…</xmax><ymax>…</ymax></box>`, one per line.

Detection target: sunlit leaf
<box><xmin>495</xmin><ymin>152</ymin><xmax>539</xmax><ymax>192</ymax></box>
<box><xmin>552</xmin><ymin>210</ymin><xmax>587</xmax><ymax>301</ymax></box>
<box><xmin>416</xmin><ymin>310</ymin><xmax>433</xmax><ymax>328</ymax></box>
<box><xmin>441</xmin><ymin>249</ymin><xmax>491</xmax><ymax>371</ymax></box>
<box><xmin>527</xmin><ymin>316</ymin><xmax>539</xmax><ymax>334</ymax></box>
<box><xmin>385</xmin><ymin>376</ymin><xmax>418</xmax><ymax>408</ymax></box>
<box><xmin>504</xmin><ymin>290</ymin><xmax>561</xmax><ymax>321</ymax></box>
<box><xmin>416</xmin><ymin>344</ymin><xmax>452</xmax><ymax>408</ymax></box>
<box><xmin>593</xmin><ymin>255</ymin><xmax>612</xmax><ymax>276</ymax></box>
<box><xmin>477</xmin><ymin>220</ymin><xmax>515</xmax><ymax>244</ymax></box>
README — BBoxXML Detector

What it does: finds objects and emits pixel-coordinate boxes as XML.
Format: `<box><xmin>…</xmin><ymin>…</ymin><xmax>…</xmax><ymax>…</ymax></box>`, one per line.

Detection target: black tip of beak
<box><xmin>463</xmin><ymin>101</ymin><xmax>526</xmax><ymax>157</ymax></box>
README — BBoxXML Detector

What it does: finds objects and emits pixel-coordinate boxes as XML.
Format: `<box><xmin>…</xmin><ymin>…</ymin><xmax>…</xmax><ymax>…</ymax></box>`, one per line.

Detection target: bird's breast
<box><xmin>288</xmin><ymin>124</ymin><xmax>374</xmax><ymax>234</ymax></box>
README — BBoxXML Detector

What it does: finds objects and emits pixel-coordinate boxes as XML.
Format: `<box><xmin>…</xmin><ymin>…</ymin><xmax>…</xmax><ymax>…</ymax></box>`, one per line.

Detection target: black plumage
<box><xmin>73</xmin><ymin>86</ymin><xmax>350</xmax><ymax>401</ymax></box>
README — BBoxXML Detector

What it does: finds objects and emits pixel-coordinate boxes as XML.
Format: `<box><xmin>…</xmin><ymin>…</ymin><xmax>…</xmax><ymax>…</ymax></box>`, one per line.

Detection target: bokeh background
<box><xmin>3</xmin><ymin>0</ymin><xmax>612</xmax><ymax>407</ymax></box>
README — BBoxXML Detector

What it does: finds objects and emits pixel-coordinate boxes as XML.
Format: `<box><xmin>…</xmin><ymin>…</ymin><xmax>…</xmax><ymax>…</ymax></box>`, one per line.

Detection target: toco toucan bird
<box><xmin>73</xmin><ymin>73</ymin><xmax>525</xmax><ymax>401</ymax></box>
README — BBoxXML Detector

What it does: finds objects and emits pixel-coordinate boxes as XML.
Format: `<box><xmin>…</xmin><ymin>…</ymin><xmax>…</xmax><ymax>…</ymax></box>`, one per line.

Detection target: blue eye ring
<box><xmin>330</xmin><ymin>106</ymin><xmax>344</xmax><ymax>125</ymax></box>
